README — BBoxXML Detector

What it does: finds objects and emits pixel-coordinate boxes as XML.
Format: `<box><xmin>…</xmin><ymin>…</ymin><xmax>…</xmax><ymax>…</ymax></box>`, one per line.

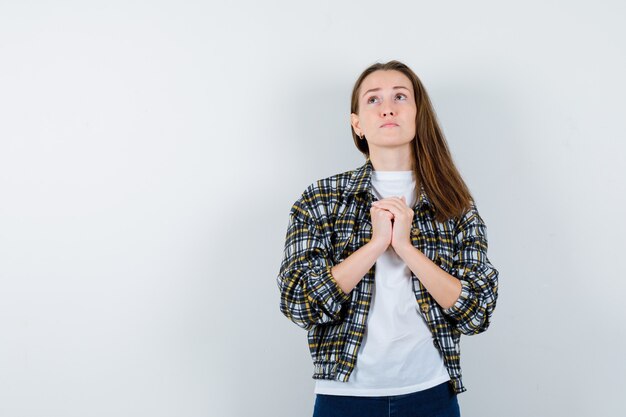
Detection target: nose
<box><xmin>380</xmin><ymin>102</ymin><xmax>395</xmax><ymax>117</ymax></box>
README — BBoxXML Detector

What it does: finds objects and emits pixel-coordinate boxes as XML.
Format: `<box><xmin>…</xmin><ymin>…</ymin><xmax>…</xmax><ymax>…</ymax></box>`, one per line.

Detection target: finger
<box><xmin>373</xmin><ymin>205</ymin><xmax>400</xmax><ymax>218</ymax></box>
<box><xmin>371</xmin><ymin>206</ymin><xmax>390</xmax><ymax>215</ymax></box>
<box><xmin>374</xmin><ymin>196</ymin><xmax>412</xmax><ymax>211</ymax></box>
<box><xmin>374</xmin><ymin>196</ymin><xmax>402</xmax><ymax>203</ymax></box>
<box><xmin>372</xmin><ymin>205</ymin><xmax>394</xmax><ymax>215</ymax></box>
<box><xmin>372</xmin><ymin>200</ymin><xmax>403</xmax><ymax>213</ymax></box>
<box><xmin>392</xmin><ymin>196</ymin><xmax>409</xmax><ymax>208</ymax></box>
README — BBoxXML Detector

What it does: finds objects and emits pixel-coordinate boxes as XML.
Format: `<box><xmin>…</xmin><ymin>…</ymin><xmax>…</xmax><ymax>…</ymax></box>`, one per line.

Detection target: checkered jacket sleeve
<box><xmin>441</xmin><ymin>201</ymin><xmax>499</xmax><ymax>335</ymax></box>
<box><xmin>277</xmin><ymin>193</ymin><xmax>351</xmax><ymax>331</ymax></box>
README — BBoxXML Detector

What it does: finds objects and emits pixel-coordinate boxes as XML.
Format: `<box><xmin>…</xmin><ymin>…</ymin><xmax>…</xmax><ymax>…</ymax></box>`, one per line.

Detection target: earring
<box><xmin>359</xmin><ymin>134</ymin><xmax>365</xmax><ymax>140</ymax></box>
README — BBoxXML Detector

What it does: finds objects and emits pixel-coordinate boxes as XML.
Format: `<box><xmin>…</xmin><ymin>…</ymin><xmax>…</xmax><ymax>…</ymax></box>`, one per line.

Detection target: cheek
<box><xmin>361</xmin><ymin>113</ymin><xmax>377</xmax><ymax>128</ymax></box>
<box><xmin>406</xmin><ymin>112</ymin><xmax>417</xmax><ymax>129</ymax></box>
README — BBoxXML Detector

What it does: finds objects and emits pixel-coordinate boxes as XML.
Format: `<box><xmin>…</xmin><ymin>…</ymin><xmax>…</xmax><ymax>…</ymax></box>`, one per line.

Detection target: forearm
<box><xmin>331</xmin><ymin>240</ymin><xmax>387</xmax><ymax>295</ymax></box>
<box><xmin>395</xmin><ymin>244</ymin><xmax>462</xmax><ymax>310</ymax></box>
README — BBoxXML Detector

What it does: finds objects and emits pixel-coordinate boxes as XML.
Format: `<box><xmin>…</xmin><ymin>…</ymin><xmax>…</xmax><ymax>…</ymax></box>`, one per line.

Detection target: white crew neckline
<box><xmin>371</xmin><ymin>170</ymin><xmax>414</xmax><ymax>178</ymax></box>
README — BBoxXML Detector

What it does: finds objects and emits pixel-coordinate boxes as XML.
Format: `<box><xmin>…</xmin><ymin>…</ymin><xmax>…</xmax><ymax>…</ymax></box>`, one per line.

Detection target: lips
<box><xmin>380</xmin><ymin>123</ymin><xmax>399</xmax><ymax>128</ymax></box>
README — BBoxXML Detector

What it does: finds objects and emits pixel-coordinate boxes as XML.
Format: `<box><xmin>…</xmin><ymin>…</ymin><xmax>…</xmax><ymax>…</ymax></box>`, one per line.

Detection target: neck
<box><xmin>369</xmin><ymin>148</ymin><xmax>414</xmax><ymax>171</ymax></box>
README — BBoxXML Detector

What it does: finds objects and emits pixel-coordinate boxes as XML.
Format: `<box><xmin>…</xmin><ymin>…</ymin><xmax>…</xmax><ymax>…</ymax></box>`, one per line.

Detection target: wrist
<box><xmin>367</xmin><ymin>238</ymin><xmax>389</xmax><ymax>255</ymax></box>
<box><xmin>393</xmin><ymin>242</ymin><xmax>415</xmax><ymax>258</ymax></box>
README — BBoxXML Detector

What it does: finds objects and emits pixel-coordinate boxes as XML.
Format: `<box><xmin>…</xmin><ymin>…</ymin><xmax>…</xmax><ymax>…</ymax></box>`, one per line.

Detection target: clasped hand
<box><xmin>370</xmin><ymin>196</ymin><xmax>414</xmax><ymax>253</ymax></box>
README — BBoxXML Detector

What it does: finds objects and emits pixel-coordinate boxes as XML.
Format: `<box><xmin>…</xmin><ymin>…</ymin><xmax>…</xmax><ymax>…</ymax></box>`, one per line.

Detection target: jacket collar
<box><xmin>345</xmin><ymin>156</ymin><xmax>434</xmax><ymax>211</ymax></box>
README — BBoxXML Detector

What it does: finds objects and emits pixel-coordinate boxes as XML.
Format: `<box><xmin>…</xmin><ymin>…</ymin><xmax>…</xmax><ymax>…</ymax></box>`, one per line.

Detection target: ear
<box><xmin>350</xmin><ymin>113</ymin><xmax>361</xmax><ymax>136</ymax></box>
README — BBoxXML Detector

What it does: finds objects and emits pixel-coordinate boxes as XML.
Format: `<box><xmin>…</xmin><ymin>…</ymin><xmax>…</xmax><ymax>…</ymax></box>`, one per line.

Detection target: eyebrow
<box><xmin>362</xmin><ymin>86</ymin><xmax>410</xmax><ymax>98</ymax></box>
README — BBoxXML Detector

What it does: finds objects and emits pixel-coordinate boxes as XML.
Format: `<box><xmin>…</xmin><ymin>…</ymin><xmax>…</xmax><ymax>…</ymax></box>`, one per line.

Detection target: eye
<box><xmin>367</xmin><ymin>96</ymin><xmax>379</xmax><ymax>104</ymax></box>
<box><xmin>396</xmin><ymin>93</ymin><xmax>407</xmax><ymax>100</ymax></box>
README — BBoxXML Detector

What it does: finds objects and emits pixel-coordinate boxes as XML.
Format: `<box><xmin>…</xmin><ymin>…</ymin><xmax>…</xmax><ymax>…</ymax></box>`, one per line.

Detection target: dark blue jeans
<box><xmin>312</xmin><ymin>381</ymin><xmax>461</xmax><ymax>417</ymax></box>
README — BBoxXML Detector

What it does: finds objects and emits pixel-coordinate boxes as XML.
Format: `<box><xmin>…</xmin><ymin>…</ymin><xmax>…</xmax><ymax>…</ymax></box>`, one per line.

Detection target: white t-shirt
<box><xmin>314</xmin><ymin>169</ymin><xmax>450</xmax><ymax>396</ymax></box>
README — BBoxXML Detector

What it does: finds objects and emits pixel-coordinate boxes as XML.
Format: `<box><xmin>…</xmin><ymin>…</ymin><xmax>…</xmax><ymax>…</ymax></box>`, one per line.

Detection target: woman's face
<box><xmin>351</xmin><ymin>70</ymin><xmax>417</xmax><ymax>151</ymax></box>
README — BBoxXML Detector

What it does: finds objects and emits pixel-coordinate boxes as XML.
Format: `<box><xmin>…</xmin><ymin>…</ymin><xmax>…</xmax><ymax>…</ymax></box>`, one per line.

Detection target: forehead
<box><xmin>360</xmin><ymin>70</ymin><xmax>413</xmax><ymax>94</ymax></box>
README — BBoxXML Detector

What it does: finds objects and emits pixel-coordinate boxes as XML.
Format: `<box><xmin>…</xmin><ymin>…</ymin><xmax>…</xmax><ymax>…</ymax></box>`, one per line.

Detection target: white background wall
<box><xmin>1</xmin><ymin>1</ymin><xmax>624</xmax><ymax>416</ymax></box>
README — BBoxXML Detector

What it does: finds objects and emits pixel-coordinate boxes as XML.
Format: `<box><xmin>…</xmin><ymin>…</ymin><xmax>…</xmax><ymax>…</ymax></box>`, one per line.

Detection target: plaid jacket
<box><xmin>276</xmin><ymin>157</ymin><xmax>499</xmax><ymax>395</ymax></box>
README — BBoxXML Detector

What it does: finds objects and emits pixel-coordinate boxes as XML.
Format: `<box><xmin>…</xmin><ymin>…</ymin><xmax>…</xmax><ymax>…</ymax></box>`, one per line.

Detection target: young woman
<box><xmin>277</xmin><ymin>60</ymin><xmax>499</xmax><ymax>417</ymax></box>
